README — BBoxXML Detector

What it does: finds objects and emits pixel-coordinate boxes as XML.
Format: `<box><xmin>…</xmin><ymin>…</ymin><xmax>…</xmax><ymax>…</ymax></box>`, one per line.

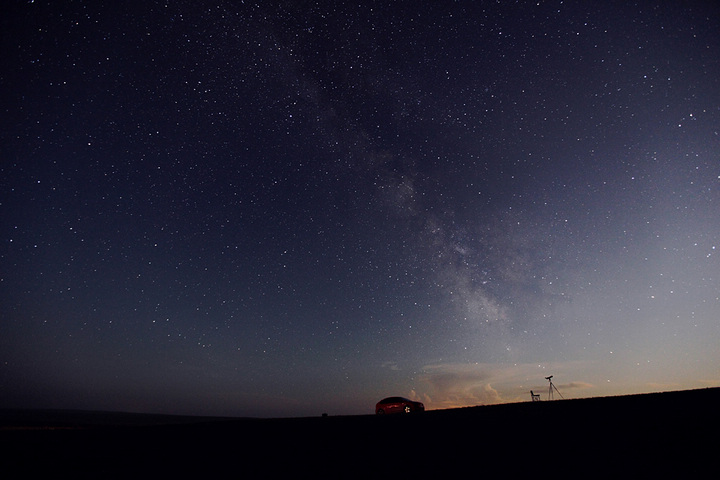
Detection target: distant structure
<box><xmin>545</xmin><ymin>376</ymin><xmax>564</xmax><ymax>400</ymax></box>
<box><xmin>530</xmin><ymin>390</ymin><xmax>541</xmax><ymax>402</ymax></box>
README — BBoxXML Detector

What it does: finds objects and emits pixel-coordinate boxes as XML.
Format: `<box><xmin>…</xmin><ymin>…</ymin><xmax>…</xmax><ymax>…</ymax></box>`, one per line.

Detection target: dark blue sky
<box><xmin>2</xmin><ymin>0</ymin><xmax>719</xmax><ymax>417</ymax></box>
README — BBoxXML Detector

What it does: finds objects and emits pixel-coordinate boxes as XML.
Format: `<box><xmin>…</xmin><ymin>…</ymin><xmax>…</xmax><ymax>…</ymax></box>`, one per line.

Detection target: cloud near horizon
<box><xmin>415</xmin><ymin>362</ymin><xmax>596</xmax><ymax>409</ymax></box>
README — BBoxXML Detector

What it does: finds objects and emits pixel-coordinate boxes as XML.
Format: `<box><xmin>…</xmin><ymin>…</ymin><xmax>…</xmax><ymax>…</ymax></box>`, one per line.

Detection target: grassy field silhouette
<box><xmin>2</xmin><ymin>387</ymin><xmax>717</xmax><ymax>477</ymax></box>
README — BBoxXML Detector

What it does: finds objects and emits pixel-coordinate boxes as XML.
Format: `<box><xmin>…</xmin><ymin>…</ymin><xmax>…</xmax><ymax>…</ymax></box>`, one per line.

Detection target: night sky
<box><xmin>2</xmin><ymin>1</ymin><xmax>719</xmax><ymax>418</ymax></box>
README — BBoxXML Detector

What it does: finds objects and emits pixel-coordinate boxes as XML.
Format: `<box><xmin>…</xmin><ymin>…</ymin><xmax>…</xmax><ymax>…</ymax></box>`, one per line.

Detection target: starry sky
<box><xmin>1</xmin><ymin>0</ymin><xmax>719</xmax><ymax>418</ymax></box>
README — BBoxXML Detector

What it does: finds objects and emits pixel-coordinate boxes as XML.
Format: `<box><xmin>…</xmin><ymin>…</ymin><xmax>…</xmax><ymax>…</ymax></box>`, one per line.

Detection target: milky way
<box><xmin>2</xmin><ymin>1</ymin><xmax>719</xmax><ymax>417</ymax></box>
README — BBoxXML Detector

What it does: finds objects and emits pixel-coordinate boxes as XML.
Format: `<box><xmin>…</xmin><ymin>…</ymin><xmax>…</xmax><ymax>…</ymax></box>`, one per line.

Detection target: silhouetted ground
<box><xmin>2</xmin><ymin>388</ymin><xmax>718</xmax><ymax>477</ymax></box>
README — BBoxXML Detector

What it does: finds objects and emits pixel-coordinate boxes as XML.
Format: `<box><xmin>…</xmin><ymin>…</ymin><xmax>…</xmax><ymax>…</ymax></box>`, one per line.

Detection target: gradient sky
<box><xmin>2</xmin><ymin>0</ymin><xmax>719</xmax><ymax>418</ymax></box>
